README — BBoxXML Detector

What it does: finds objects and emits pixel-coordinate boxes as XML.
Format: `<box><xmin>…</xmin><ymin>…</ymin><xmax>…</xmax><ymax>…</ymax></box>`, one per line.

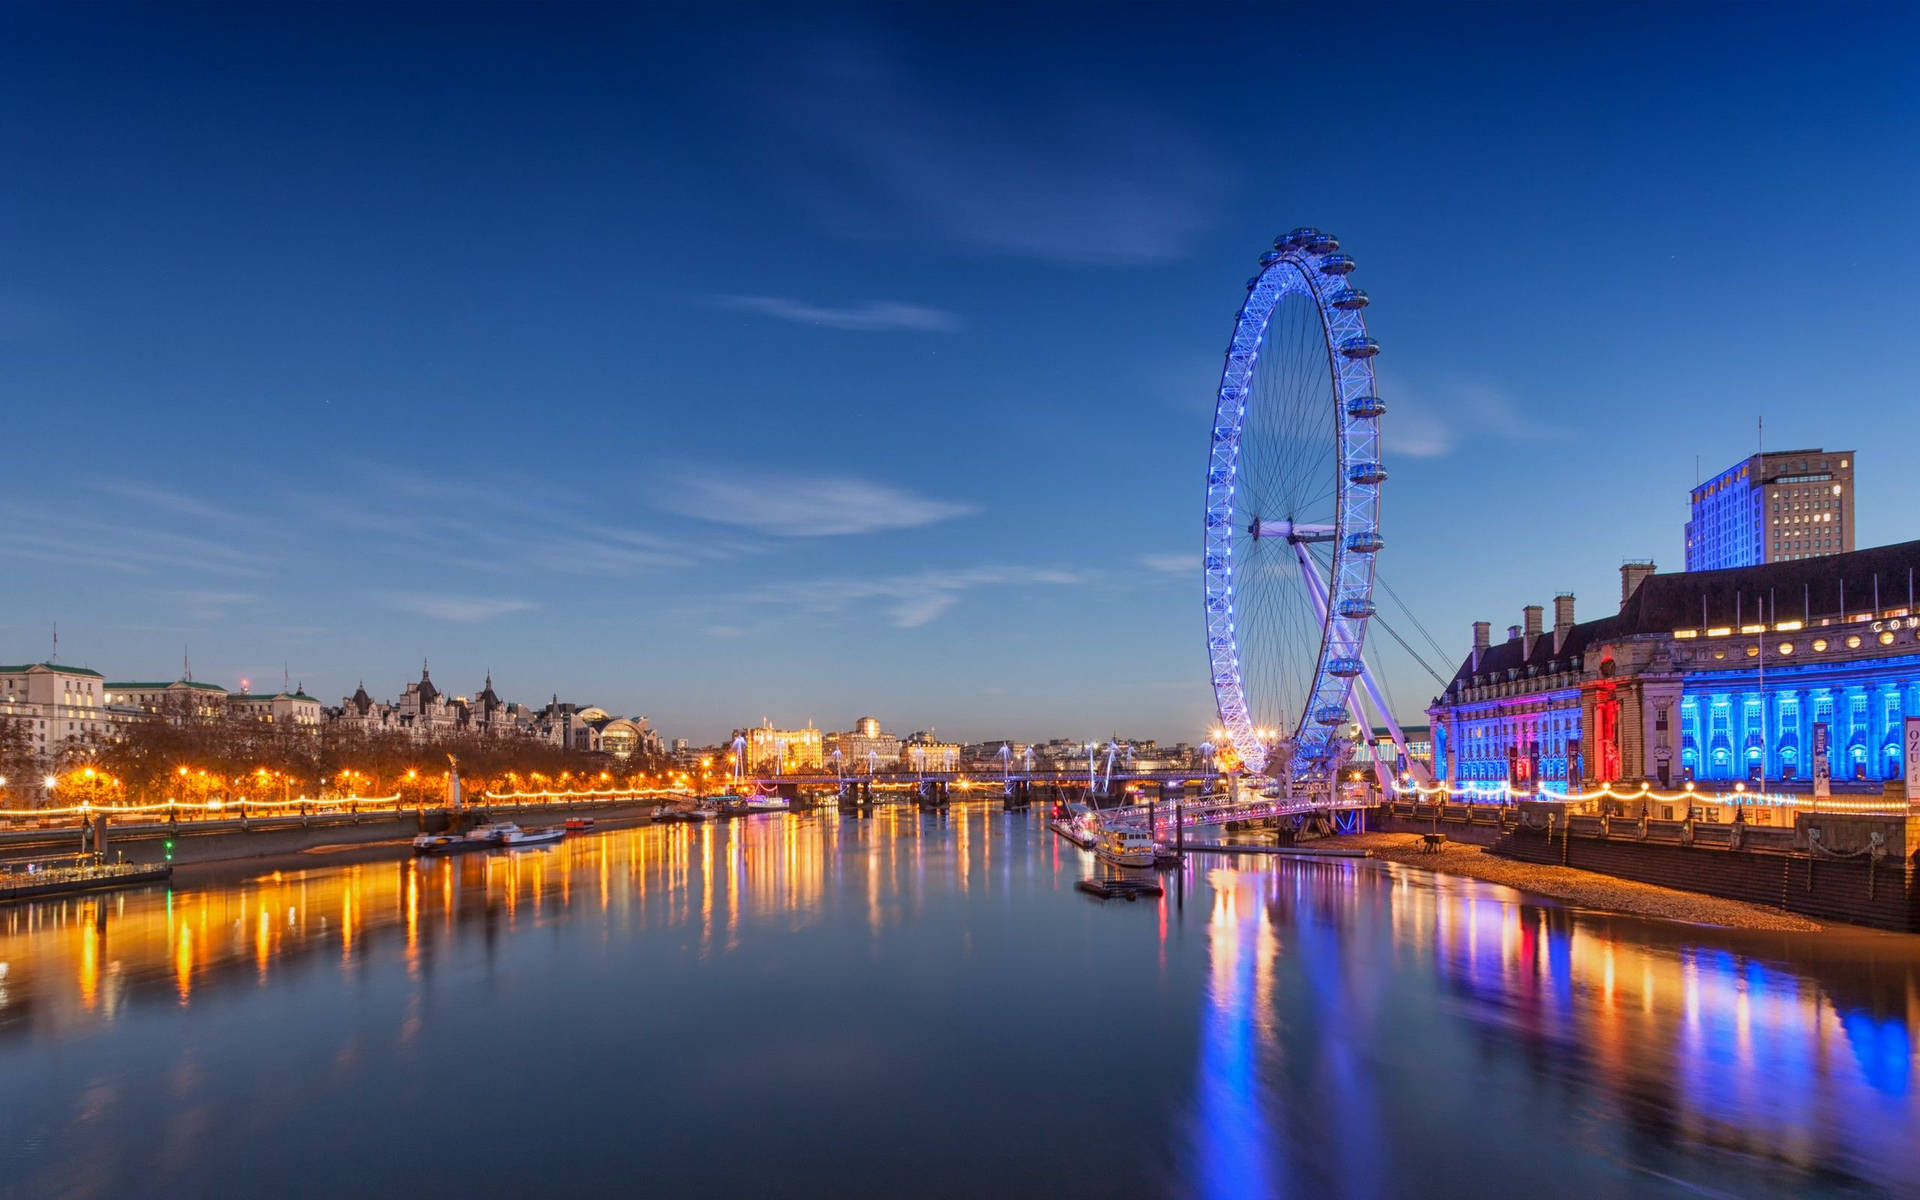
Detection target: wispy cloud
<box><xmin>0</xmin><ymin>504</ymin><xmax>271</xmax><ymax>578</ymax></box>
<box><xmin>383</xmin><ymin>594</ymin><xmax>539</xmax><ymax>623</ymax></box>
<box><xmin>166</xmin><ymin>589</ymin><xmax>258</xmax><ymax>622</ymax></box>
<box><xmin>716</xmin><ymin>295</ymin><xmax>961</xmax><ymax>333</ymax></box>
<box><xmin>1392</xmin><ymin>380</ymin><xmax>1563</xmax><ymax>460</ymax></box>
<box><xmin>658</xmin><ymin>472</ymin><xmax>976</xmax><ymax>537</ymax></box>
<box><xmin>764</xmin><ymin>35</ymin><xmax>1223</xmax><ymax>265</ymax></box>
<box><xmin>1139</xmin><ymin>553</ymin><xmax>1192</xmax><ymax>576</ymax></box>
<box><xmin>721</xmin><ymin>565</ymin><xmax>1082</xmax><ymax>629</ymax></box>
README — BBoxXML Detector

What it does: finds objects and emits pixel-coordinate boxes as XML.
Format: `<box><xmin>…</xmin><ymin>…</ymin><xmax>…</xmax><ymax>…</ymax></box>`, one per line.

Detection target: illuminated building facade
<box><xmin>1685</xmin><ymin>448</ymin><xmax>1854</xmax><ymax>571</ymax></box>
<box><xmin>1432</xmin><ymin>540</ymin><xmax>1920</xmax><ymax>799</ymax></box>
<box><xmin>823</xmin><ymin>715</ymin><xmax>903</xmax><ymax>768</ymax></box>
<box><xmin>743</xmin><ymin>720</ymin><xmax>824</xmax><ymax>773</ymax></box>
<box><xmin>900</xmin><ymin>731</ymin><xmax>959</xmax><ymax>772</ymax></box>
<box><xmin>1352</xmin><ymin>724</ymin><xmax>1434</xmax><ymax>775</ymax></box>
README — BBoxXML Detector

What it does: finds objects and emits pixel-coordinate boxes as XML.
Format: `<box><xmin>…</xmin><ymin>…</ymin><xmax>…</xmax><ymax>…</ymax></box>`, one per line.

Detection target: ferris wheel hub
<box><xmin>1247</xmin><ymin>517</ymin><xmax>1336</xmax><ymax>544</ymax></box>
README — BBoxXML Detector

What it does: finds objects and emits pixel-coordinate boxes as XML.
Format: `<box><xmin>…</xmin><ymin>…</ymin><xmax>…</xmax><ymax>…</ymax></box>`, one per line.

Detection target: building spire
<box><xmin>183</xmin><ymin>645</ymin><xmax>192</xmax><ymax>682</ymax></box>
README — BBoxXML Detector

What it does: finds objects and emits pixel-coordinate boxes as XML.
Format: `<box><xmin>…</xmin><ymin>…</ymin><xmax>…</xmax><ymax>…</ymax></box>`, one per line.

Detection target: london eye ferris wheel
<box><xmin>1203</xmin><ymin>227</ymin><xmax>1391</xmax><ymax>780</ymax></box>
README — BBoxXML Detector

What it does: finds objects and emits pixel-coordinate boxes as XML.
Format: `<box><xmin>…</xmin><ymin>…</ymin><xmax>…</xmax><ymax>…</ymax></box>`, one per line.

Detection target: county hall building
<box><xmin>1429</xmin><ymin>540</ymin><xmax>1920</xmax><ymax>814</ymax></box>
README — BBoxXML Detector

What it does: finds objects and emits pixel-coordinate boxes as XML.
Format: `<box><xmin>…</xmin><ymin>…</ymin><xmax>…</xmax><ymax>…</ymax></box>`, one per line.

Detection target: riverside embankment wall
<box><xmin>1493</xmin><ymin>823</ymin><xmax>1919</xmax><ymax>932</ymax></box>
<box><xmin>0</xmin><ymin>799</ymin><xmax>659</xmax><ymax>868</ymax></box>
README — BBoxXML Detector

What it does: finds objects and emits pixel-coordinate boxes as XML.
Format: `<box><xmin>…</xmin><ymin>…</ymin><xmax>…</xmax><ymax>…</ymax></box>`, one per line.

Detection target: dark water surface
<box><xmin>3</xmin><ymin>807</ymin><xmax>1918</xmax><ymax>1198</ymax></box>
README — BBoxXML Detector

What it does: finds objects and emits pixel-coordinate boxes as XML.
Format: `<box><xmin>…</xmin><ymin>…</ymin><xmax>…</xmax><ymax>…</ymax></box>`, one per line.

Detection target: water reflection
<box><xmin>1181</xmin><ymin>859</ymin><xmax>1920</xmax><ymax>1196</ymax></box>
<box><xmin>0</xmin><ymin>815</ymin><xmax>840</xmax><ymax>1037</ymax></box>
<box><xmin>0</xmin><ymin>808</ymin><xmax>1916</xmax><ymax>1198</ymax></box>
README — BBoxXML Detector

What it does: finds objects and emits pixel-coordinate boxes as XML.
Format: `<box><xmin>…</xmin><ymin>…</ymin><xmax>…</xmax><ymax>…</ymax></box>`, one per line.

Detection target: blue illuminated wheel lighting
<box><xmin>1203</xmin><ymin>228</ymin><xmax>1383</xmax><ymax>779</ymax></box>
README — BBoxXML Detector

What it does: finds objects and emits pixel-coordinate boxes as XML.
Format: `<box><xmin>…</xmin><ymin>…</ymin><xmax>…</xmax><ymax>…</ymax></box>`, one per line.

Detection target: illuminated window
<box><xmin>1846</xmin><ymin>635</ymin><xmax>1862</xmax><ymax>649</ymax></box>
<box><xmin>1880</xmin><ymin>632</ymin><xmax>1896</xmax><ymax>646</ymax></box>
<box><xmin>1745</xmin><ymin>646</ymin><xmax>1759</xmax><ymax>658</ymax></box>
<box><xmin>1777</xmin><ymin>642</ymin><xmax>1794</xmax><ymax>656</ymax></box>
<box><xmin>1812</xmin><ymin>638</ymin><xmax>1827</xmax><ymax>651</ymax></box>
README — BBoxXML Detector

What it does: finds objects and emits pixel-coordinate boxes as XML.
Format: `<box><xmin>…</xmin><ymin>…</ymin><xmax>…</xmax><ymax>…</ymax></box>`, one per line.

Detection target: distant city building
<box><xmin>0</xmin><ymin>662</ymin><xmax>110</xmax><ymax>773</ymax></box>
<box><xmin>824</xmin><ymin>715</ymin><xmax>902</xmax><ymax>769</ymax></box>
<box><xmin>900</xmin><ymin>730</ymin><xmax>959</xmax><ymax>772</ymax></box>
<box><xmin>1686</xmin><ymin>448</ymin><xmax>1854</xmax><ymax>571</ymax></box>
<box><xmin>228</xmin><ymin>685</ymin><xmax>325</xmax><ymax>729</ymax></box>
<box><xmin>1351</xmin><ymin>725</ymin><xmax>1434</xmax><ymax>774</ymax></box>
<box><xmin>106</xmin><ymin>678</ymin><xmax>228</xmax><ymax>722</ymax></box>
<box><xmin>742</xmin><ymin>720</ymin><xmax>824</xmax><ymax>773</ymax></box>
<box><xmin>596</xmin><ymin>716</ymin><xmax>662</xmax><ymax>760</ymax></box>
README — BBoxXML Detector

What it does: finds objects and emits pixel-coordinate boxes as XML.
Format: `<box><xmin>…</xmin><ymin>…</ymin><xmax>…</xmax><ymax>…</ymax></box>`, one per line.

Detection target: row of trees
<box><xmin>2</xmin><ymin>704</ymin><xmax>677</xmax><ymax>807</ymax></box>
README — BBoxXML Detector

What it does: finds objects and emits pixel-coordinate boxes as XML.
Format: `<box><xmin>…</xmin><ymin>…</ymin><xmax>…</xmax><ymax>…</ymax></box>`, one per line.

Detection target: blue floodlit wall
<box><xmin>1440</xmin><ymin>687</ymin><xmax>1582</xmax><ymax>798</ymax></box>
<box><xmin>1678</xmin><ymin>651</ymin><xmax>1920</xmax><ymax>783</ymax></box>
<box><xmin>1686</xmin><ymin>458</ymin><xmax>1762</xmax><ymax>571</ymax></box>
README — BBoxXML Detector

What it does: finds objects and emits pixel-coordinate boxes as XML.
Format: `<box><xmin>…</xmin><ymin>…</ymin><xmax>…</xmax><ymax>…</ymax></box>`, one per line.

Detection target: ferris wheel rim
<box><xmin>1202</xmin><ymin>229</ymin><xmax>1382</xmax><ymax>777</ymax></box>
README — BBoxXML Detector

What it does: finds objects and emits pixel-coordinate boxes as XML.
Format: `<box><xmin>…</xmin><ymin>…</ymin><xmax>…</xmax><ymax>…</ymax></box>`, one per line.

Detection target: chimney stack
<box><xmin>1506</xmin><ymin>624</ymin><xmax>1522</xmax><ymax>643</ymax></box>
<box><xmin>1620</xmin><ymin>561</ymin><xmax>1657</xmax><ymax>608</ymax></box>
<box><xmin>1553</xmin><ymin>593</ymin><xmax>1575</xmax><ymax>653</ymax></box>
<box><xmin>1471</xmin><ymin>620</ymin><xmax>1491</xmax><ymax>671</ymax></box>
<box><xmin>1522</xmin><ymin>605</ymin><xmax>1544</xmax><ymax>657</ymax></box>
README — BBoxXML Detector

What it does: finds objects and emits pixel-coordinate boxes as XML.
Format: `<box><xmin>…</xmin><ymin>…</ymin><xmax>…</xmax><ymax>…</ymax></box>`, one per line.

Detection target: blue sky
<box><xmin>3</xmin><ymin>3</ymin><xmax>1916</xmax><ymax>744</ymax></box>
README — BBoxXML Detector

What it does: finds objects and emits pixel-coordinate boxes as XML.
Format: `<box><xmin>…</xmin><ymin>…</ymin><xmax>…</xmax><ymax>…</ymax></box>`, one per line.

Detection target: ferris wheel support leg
<box><xmin>1294</xmin><ymin>544</ymin><xmax>1434</xmax><ymax>793</ymax></box>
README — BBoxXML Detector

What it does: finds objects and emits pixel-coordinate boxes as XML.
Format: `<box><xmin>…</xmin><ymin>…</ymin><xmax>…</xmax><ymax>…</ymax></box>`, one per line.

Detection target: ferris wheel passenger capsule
<box><xmin>1337</xmin><ymin>596</ymin><xmax>1377</xmax><ymax>619</ymax></box>
<box><xmin>1306</xmin><ymin>233</ymin><xmax>1341</xmax><ymax>255</ymax></box>
<box><xmin>1314</xmin><ymin>705</ymin><xmax>1348</xmax><ymax>726</ymax></box>
<box><xmin>1277</xmin><ymin>227</ymin><xmax>1320</xmax><ymax>250</ymax></box>
<box><xmin>1318</xmin><ymin>254</ymin><xmax>1356</xmax><ymax>275</ymax></box>
<box><xmin>1348</xmin><ymin>460</ymin><xmax>1388</xmax><ymax>485</ymax></box>
<box><xmin>1259</xmin><ymin>250</ymin><xmax>1282</xmax><ymax>265</ymax></box>
<box><xmin>1339</xmin><ymin>335</ymin><xmax>1380</xmax><ymax>358</ymax></box>
<box><xmin>1345</xmin><ymin>394</ymin><xmax>1386</xmax><ymax>418</ymax></box>
<box><xmin>1346</xmin><ymin>530</ymin><xmax>1385</xmax><ymax>554</ymax></box>
<box><xmin>1327</xmin><ymin>658</ymin><xmax>1363</xmax><ymax>677</ymax></box>
<box><xmin>1330</xmin><ymin>288</ymin><xmax>1368</xmax><ymax>310</ymax></box>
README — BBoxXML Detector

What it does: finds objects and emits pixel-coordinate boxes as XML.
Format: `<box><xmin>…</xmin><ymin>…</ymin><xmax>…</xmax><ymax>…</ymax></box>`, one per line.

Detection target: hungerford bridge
<box><xmin>731</xmin><ymin>741</ymin><xmax>1378</xmax><ymax>834</ymax></box>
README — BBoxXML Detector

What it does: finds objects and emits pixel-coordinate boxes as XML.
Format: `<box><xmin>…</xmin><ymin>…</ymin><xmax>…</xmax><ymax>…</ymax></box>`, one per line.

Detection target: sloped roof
<box><xmin>1442</xmin><ymin>539</ymin><xmax>1920</xmax><ymax>692</ymax></box>
<box><xmin>0</xmin><ymin>662</ymin><xmax>104</xmax><ymax>678</ymax></box>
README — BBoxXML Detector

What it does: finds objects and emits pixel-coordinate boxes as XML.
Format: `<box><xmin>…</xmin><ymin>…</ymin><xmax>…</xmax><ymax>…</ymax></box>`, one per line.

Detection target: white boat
<box><xmin>500</xmin><ymin>825</ymin><xmax>564</xmax><ymax>847</ymax></box>
<box><xmin>463</xmin><ymin>822</ymin><xmax>519</xmax><ymax>845</ymax></box>
<box><xmin>744</xmin><ymin>795</ymin><xmax>790</xmax><ymax>812</ymax></box>
<box><xmin>411</xmin><ymin>832</ymin><xmax>462</xmax><ymax>855</ymax></box>
<box><xmin>1095</xmin><ymin>825</ymin><xmax>1157</xmax><ymax>869</ymax></box>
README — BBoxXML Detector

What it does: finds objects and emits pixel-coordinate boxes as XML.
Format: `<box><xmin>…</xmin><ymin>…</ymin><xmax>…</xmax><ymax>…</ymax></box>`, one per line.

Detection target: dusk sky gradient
<box><xmin>4</xmin><ymin>3</ymin><xmax>1917</xmax><ymax>744</ymax></box>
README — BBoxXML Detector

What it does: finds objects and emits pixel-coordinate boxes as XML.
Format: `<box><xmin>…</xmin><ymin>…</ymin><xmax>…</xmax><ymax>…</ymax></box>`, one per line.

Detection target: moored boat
<box><xmin>464</xmin><ymin>821</ymin><xmax>519</xmax><ymax>845</ymax></box>
<box><xmin>500</xmin><ymin>825</ymin><xmax>564</xmax><ymax>847</ymax></box>
<box><xmin>1094</xmin><ymin>825</ymin><xmax>1157</xmax><ymax>869</ymax></box>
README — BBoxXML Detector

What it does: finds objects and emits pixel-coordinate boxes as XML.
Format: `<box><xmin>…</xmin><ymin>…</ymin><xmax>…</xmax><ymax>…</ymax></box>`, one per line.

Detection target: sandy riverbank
<box><xmin>1332</xmin><ymin>831</ymin><xmax>1825</xmax><ymax>932</ymax></box>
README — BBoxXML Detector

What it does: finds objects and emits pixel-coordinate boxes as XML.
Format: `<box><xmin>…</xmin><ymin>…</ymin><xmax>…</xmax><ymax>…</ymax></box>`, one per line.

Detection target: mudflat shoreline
<box><xmin>1334</xmin><ymin>831</ymin><xmax>1828</xmax><ymax>932</ymax></box>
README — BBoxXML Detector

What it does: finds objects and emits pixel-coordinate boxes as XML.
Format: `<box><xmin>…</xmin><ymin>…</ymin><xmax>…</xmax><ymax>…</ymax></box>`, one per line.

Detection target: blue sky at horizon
<box><xmin>3</xmin><ymin>3</ymin><xmax>1916</xmax><ymax>744</ymax></box>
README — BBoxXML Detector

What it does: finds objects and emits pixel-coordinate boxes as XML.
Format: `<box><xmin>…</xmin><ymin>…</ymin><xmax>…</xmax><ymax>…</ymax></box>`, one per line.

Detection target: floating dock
<box><xmin>1076</xmin><ymin>877</ymin><xmax>1164</xmax><ymax>901</ymax></box>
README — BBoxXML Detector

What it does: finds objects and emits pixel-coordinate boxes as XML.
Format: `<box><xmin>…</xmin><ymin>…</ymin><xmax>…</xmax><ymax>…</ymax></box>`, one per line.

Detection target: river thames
<box><xmin>2</xmin><ymin>807</ymin><xmax>1917</xmax><ymax>1198</ymax></box>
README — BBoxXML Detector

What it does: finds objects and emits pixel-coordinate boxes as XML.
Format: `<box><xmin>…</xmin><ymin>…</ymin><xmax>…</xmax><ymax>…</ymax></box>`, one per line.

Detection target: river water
<box><xmin>2</xmin><ymin>807</ymin><xmax>1916</xmax><ymax>1198</ymax></box>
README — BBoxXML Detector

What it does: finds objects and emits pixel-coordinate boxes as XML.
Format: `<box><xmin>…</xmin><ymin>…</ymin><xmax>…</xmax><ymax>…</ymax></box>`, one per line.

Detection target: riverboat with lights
<box><xmin>1094</xmin><ymin>825</ymin><xmax>1158</xmax><ymax>869</ymax></box>
<box><xmin>500</xmin><ymin>825</ymin><xmax>564</xmax><ymax>847</ymax></box>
